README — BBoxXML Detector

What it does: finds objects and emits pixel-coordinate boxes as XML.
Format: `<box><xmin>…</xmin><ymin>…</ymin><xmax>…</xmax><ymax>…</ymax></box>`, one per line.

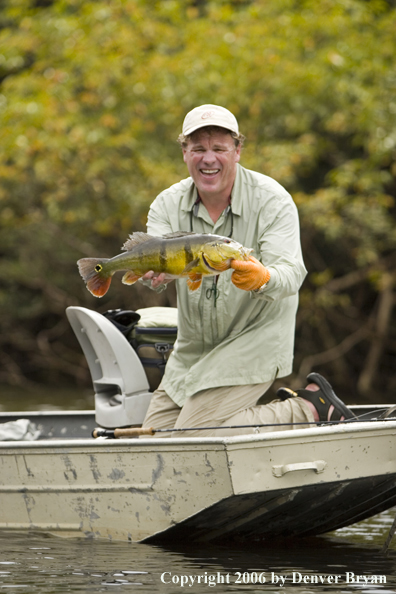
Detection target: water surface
<box><xmin>0</xmin><ymin>386</ymin><xmax>94</xmax><ymax>413</ymax></box>
<box><xmin>0</xmin><ymin>511</ymin><xmax>395</xmax><ymax>593</ymax></box>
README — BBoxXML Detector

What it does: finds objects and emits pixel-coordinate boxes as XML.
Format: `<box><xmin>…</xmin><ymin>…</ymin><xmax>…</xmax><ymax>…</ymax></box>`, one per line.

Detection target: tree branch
<box><xmin>357</xmin><ymin>283</ymin><xmax>394</xmax><ymax>396</ymax></box>
<box><xmin>297</xmin><ymin>324</ymin><xmax>371</xmax><ymax>382</ymax></box>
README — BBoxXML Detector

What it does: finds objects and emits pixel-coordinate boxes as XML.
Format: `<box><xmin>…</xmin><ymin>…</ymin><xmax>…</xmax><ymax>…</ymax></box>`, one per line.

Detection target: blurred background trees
<box><xmin>1</xmin><ymin>0</ymin><xmax>395</xmax><ymax>403</ymax></box>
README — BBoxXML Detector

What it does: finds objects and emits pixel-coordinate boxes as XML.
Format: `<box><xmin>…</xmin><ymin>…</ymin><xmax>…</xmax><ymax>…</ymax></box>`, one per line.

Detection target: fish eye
<box><xmin>224</xmin><ymin>239</ymin><xmax>231</xmax><ymax>244</ymax></box>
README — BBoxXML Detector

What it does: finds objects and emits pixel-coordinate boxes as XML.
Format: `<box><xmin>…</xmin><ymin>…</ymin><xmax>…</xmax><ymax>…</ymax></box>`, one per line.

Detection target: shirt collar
<box><xmin>229</xmin><ymin>164</ymin><xmax>242</xmax><ymax>216</ymax></box>
<box><xmin>180</xmin><ymin>180</ymin><xmax>198</xmax><ymax>213</ymax></box>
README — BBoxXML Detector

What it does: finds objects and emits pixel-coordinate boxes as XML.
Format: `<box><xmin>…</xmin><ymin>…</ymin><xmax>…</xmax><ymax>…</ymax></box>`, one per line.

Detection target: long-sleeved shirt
<box><xmin>147</xmin><ymin>163</ymin><xmax>307</xmax><ymax>407</ymax></box>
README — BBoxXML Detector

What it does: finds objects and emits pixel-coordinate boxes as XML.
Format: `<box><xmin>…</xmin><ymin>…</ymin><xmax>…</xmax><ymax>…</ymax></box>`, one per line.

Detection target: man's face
<box><xmin>182</xmin><ymin>128</ymin><xmax>241</xmax><ymax>200</ymax></box>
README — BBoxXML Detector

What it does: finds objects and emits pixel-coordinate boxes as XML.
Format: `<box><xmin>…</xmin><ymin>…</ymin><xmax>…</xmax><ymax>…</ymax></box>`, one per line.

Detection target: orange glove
<box><xmin>230</xmin><ymin>256</ymin><xmax>271</xmax><ymax>292</ymax></box>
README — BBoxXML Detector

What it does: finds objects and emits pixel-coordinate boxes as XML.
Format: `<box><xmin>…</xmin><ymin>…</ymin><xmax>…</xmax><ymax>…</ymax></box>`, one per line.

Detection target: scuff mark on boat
<box><xmin>22</xmin><ymin>492</ymin><xmax>35</xmax><ymax>522</ymax></box>
<box><xmin>89</xmin><ymin>455</ymin><xmax>102</xmax><ymax>482</ymax></box>
<box><xmin>108</xmin><ymin>468</ymin><xmax>125</xmax><ymax>481</ymax></box>
<box><xmin>204</xmin><ymin>454</ymin><xmax>215</xmax><ymax>473</ymax></box>
<box><xmin>62</xmin><ymin>455</ymin><xmax>77</xmax><ymax>481</ymax></box>
<box><xmin>152</xmin><ymin>454</ymin><xmax>164</xmax><ymax>485</ymax></box>
<box><xmin>161</xmin><ymin>503</ymin><xmax>171</xmax><ymax>515</ymax></box>
<box><xmin>84</xmin><ymin>531</ymin><xmax>95</xmax><ymax>539</ymax></box>
<box><xmin>23</xmin><ymin>455</ymin><xmax>34</xmax><ymax>478</ymax></box>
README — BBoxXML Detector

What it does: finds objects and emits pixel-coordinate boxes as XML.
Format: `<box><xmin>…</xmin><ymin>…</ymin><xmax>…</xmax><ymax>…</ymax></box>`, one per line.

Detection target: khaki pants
<box><xmin>142</xmin><ymin>382</ymin><xmax>314</xmax><ymax>438</ymax></box>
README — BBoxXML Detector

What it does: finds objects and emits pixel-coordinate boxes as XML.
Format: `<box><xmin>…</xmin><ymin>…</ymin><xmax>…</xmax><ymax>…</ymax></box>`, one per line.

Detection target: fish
<box><xmin>77</xmin><ymin>231</ymin><xmax>253</xmax><ymax>297</ymax></box>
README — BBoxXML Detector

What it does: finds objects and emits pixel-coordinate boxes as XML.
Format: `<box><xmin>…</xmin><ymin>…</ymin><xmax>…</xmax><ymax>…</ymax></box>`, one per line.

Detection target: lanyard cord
<box><xmin>189</xmin><ymin>197</ymin><xmax>234</xmax><ymax>237</ymax></box>
<box><xmin>190</xmin><ymin>197</ymin><xmax>233</xmax><ymax>307</ymax></box>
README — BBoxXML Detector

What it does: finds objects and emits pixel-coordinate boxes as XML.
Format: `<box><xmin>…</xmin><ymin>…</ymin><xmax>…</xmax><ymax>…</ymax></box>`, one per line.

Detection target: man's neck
<box><xmin>198</xmin><ymin>193</ymin><xmax>231</xmax><ymax>223</ymax></box>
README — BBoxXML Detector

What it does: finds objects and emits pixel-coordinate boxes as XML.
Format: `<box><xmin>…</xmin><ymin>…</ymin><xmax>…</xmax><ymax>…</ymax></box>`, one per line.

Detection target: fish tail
<box><xmin>77</xmin><ymin>258</ymin><xmax>112</xmax><ymax>297</ymax></box>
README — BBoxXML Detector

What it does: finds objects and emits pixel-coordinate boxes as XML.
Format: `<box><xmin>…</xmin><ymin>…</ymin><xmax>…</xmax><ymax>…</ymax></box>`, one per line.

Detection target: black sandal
<box><xmin>277</xmin><ymin>373</ymin><xmax>356</xmax><ymax>422</ymax></box>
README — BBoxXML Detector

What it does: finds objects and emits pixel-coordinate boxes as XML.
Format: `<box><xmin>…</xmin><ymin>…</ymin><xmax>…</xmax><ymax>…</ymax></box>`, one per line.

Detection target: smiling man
<box><xmin>181</xmin><ymin>119</ymin><xmax>241</xmax><ymax>218</ymax></box>
<box><xmin>139</xmin><ymin>105</ymin><xmax>350</xmax><ymax>437</ymax></box>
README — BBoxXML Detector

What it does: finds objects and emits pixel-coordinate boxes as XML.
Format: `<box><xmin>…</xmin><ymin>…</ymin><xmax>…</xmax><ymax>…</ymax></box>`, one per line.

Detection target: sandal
<box><xmin>277</xmin><ymin>372</ymin><xmax>356</xmax><ymax>422</ymax></box>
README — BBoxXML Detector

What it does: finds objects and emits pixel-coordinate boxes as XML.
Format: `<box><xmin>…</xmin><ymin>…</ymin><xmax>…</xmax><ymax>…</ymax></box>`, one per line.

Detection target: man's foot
<box><xmin>277</xmin><ymin>373</ymin><xmax>356</xmax><ymax>422</ymax></box>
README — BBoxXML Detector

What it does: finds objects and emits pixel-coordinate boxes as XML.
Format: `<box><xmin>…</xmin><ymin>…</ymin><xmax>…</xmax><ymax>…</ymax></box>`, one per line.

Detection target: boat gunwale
<box><xmin>1</xmin><ymin>418</ymin><xmax>396</xmax><ymax>450</ymax></box>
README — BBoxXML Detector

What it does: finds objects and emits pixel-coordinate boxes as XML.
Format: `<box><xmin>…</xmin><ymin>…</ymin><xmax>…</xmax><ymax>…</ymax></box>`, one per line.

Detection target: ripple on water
<box><xmin>0</xmin><ymin>511</ymin><xmax>395</xmax><ymax>593</ymax></box>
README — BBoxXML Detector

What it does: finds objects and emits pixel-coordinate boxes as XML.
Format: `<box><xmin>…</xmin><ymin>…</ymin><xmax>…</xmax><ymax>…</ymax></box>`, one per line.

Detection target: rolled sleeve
<box><xmin>251</xmin><ymin>196</ymin><xmax>307</xmax><ymax>301</ymax></box>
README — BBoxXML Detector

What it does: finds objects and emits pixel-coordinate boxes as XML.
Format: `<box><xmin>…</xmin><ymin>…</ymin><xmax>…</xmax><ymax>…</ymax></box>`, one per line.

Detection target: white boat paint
<box><xmin>1</xmin><ymin>414</ymin><xmax>396</xmax><ymax>543</ymax></box>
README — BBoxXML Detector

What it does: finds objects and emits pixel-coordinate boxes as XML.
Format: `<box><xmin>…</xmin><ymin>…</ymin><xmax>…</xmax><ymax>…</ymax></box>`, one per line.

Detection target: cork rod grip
<box><xmin>92</xmin><ymin>427</ymin><xmax>155</xmax><ymax>439</ymax></box>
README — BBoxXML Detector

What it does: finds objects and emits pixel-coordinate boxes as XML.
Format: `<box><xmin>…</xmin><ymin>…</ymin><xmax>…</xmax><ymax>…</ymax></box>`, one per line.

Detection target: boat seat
<box><xmin>66</xmin><ymin>306</ymin><xmax>152</xmax><ymax>428</ymax></box>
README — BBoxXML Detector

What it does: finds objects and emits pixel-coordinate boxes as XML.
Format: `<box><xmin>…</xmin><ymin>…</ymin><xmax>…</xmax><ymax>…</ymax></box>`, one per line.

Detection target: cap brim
<box><xmin>183</xmin><ymin>122</ymin><xmax>238</xmax><ymax>136</ymax></box>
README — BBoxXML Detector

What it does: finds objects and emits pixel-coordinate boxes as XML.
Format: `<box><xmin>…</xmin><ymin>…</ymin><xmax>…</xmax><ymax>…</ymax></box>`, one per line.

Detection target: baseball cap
<box><xmin>182</xmin><ymin>104</ymin><xmax>239</xmax><ymax>136</ymax></box>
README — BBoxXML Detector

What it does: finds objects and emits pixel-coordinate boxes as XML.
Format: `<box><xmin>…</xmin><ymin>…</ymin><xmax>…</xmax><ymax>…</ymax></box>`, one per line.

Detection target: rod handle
<box><xmin>92</xmin><ymin>427</ymin><xmax>155</xmax><ymax>439</ymax></box>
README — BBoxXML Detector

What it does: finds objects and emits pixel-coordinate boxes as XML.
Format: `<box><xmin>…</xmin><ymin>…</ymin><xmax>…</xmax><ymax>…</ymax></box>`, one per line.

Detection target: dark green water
<box><xmin>0</xmin><ymin>386</ymin><xmax>94</xmax><ymax>413</ymax></box>
<box><xmin>0</xmin><ymin>518</ymin><xmax>395</xmax><ymax>593</ymax></box>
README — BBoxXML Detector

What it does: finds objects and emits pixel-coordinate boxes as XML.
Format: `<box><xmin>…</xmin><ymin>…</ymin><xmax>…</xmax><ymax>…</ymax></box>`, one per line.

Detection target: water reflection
<box><xmin>0</xmin><ymin>511</ymin><xmax>396</xmax><ymax>593</ymax></box>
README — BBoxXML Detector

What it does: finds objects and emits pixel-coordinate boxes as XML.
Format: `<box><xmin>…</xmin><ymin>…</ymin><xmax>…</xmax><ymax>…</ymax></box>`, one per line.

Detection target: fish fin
<box><xmin>122</xmin><ymin>271</ymin><xmax>141</xmax><ymax>285</ymax></box>
<box><xmin>77</xmin><ymin>258</ymin><xmax>112</xmax><ymax>298</ymax></box>
<box><xmin>202</xmin><ymin>254</ymin><xmax>231</xmax><ymax>272</ymax></box>
<box><xmin>181</xmin><ymin>258</ymin><xmax>200</xmax><ymax>274</ymax></box>
<box><xmin>121</xmin><ymin>232</ymin><xmax>155</xmax><ymax>252</ymax></box>
<box><xmin>187</xmin><ymin>273</ymin><xmax>202</xmax><ymax>291</ymax></box>
<box><xmin>162</xmin><ymin>231</ymin><xmax>197</xmax><ymax>239</ymax></box>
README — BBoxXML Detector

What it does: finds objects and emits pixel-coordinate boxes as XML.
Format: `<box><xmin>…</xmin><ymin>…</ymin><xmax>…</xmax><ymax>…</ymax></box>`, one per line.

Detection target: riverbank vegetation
<box><xmin>1</xmin><ymin>0</ymin><xmax>396</xmax><ymax>403</ymax></box>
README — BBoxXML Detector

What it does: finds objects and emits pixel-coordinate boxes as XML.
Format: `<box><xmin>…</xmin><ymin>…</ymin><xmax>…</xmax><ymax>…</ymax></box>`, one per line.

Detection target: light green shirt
<box><xmin>147</xmin><ymin>164</ymin><xmax>307</xmax><ymax>407</ymax></box>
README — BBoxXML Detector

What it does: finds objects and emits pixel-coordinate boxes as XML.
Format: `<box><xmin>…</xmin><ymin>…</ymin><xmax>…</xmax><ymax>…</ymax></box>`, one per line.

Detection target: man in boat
<box><xmin>140</xmin><ymin>104</ymin><xmax>354</xmax><ymax>436</ymax></box>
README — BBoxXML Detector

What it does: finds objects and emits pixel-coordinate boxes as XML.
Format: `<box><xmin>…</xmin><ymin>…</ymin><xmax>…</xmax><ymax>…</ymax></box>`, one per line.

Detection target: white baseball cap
<box><xmin>182</xmin><ymin>104</ymin><xmax>239</xmax><ymax>136</ymax></box>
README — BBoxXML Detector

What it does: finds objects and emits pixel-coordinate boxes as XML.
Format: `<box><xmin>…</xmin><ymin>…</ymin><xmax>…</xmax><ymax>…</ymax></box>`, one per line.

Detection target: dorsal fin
<box><xmin>122</xmin><ymin>232</ymin><xmax>155</xmax><ymax>252</ymax></box>
<box><xmin>162</xmin><ymin>231</ymin><xmax>197</xmax><ymax>239</ymax></box>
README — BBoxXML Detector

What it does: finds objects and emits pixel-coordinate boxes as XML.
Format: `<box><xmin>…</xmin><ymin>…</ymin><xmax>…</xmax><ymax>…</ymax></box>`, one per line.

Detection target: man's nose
<box><xmin>202</xmin><ymin>150</ymin><xmax>216</xmax><ymax>163</ymax></box>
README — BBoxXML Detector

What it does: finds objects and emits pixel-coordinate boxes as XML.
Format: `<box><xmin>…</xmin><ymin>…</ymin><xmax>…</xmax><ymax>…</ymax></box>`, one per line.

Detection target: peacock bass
<box><xmin>77</xmin><ymin>231</ymin><xmax>253</xmax><ymax>297</ymax></box>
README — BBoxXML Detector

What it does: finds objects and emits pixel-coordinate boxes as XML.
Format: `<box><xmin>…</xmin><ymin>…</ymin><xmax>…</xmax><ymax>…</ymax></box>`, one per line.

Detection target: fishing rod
<box><xmin>92</xmin><ymin>412</ymin><xmax>396</xmax><ymax>439</ymax></box>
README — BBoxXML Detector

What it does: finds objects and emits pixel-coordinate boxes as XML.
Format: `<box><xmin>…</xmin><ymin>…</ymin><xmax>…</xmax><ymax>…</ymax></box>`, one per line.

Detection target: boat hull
<box><xmin>1</xmin><ymin>411</ymin><xmax>396</xmax><ymax>543</ymax></box>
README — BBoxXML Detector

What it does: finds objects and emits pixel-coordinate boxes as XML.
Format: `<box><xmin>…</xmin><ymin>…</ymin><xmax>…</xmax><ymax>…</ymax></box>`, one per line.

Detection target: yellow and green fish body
<box><xmin>78</xmin><ymin>231</ymin><xmax>252</xmax><ymax>297</ymax></box>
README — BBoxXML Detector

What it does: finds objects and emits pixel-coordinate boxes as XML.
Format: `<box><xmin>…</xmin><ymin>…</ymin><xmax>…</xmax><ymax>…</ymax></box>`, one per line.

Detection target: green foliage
<box><xmin>1</xmin><ymin>0</ymin><xmax>395</xmax><ymax>401</ymax></box>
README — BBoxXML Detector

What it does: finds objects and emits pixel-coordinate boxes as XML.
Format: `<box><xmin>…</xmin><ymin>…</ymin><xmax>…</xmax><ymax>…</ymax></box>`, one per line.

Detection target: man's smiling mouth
<box><xmin>201</xmin><ymin>169</ymin><xmax>220</xmax><ymax>175</ymax></box>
